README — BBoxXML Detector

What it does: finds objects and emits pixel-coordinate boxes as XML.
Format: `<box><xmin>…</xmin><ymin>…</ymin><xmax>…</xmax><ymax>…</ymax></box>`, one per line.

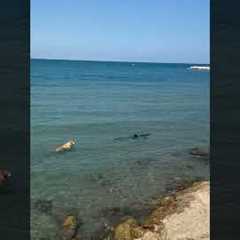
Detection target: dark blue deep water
<box><xmin>31</xmin><ymin>59</ymin><xmax>209</xmax><ymax>239</ymax></box>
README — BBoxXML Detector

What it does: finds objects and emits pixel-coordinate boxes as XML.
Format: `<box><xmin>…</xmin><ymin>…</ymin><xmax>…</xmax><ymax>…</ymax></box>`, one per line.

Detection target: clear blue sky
<box><xmin>31</xmin><ymin>0</ymin><xmax>209</xmax><ymax>63</ymax></box>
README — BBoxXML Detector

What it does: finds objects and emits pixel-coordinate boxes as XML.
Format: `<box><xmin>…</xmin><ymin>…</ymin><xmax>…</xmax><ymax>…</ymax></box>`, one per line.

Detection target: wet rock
<box><xmin>114</xmin><ymin>218</ymin><xmax>137</xmax><ymax>240</ymax></box>
<box><xmin>165</xmin><ymin>177</ymin><xmax>204</xmax><ymax>195</ymax></box>
<box><xmin>190</xmin><ymin>147</ymin><xmax>209</xmax><ymax>158</ymax></box>
<box><xmin>131</xmin><ymin>226</ymin><xmax>145</xmax><ymax>239</ymax></box>
<box><xmin>62</xmin><ymin>215</ymin><xmax>79</xmax><ymax>240</ymax></box>
<box><xmin>33</xmin><ymin>199</ymin><xmax>53</xmax><ymax>215</ymax></box>
<box><xmin>107</xmin><ymin>182</ymin><xmax>209</xmax><ymax>240</ymax></box>
<box><xmin>113</xmin><ymin>217</ymin><xmax>145</xmax><ymax>240</ymax></box>
<box><xmin>63</xmin><ymin>216</ymin><xmax>77</xmax><ymax>228</ymax></box>
<box><xmin>144</xmin><ymin>195</ymin><xmax>178</xmax><ymax>226</ymax></box>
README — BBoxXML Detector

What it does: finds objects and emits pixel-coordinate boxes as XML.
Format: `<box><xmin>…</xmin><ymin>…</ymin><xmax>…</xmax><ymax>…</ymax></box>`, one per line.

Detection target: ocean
<box><xmin>31</xmin><ymin>59</ymin><xmax>209</xmax><ymax>239</ymax></box>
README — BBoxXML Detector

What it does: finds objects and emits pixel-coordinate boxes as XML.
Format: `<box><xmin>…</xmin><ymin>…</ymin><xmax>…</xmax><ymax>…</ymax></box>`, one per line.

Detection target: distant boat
<box><xmin>189</xmin><ymin>66</ymin><xmax>210</xmax><ymax>71</ymax></box>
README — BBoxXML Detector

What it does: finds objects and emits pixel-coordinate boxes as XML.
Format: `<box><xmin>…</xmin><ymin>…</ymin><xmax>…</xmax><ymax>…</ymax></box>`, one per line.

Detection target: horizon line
<box><xmin>31</xmin><ymin>57</ymin><xmax>209</xmax><ymax>65</ymax></box>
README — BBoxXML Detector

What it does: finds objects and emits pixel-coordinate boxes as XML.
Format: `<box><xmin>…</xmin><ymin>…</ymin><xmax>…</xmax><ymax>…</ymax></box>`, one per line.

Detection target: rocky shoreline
<box><xmin>31</xmin><ymin>146</ymin><xmax>209</xmax><ymax>240</ymax></box>
<box><xmin>101</xmin><ymin>180</ymin><xmax>209</xmax><ymax>240</ymax></box>
<box><xmin>31</xmin><ymin>180</ymin><xmax>209</xmax><ymax>240</ymax></box>
<box><xmin>55</xmin><ymin>180</ymin><xmax>209</xmax><ymax>240</ymax></box>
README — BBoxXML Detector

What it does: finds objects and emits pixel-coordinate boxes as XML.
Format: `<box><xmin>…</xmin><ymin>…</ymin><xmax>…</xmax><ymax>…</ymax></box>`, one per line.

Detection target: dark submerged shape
<box><xmin>33</xmin><ymin>199</ymin><xmax>53</xmax><ymax>215</ymax></box>
<box><xmin>114</xmin><ymin>133</ymin><xmax>151</xmax><ymax>141</ymax></box>
<box><xmin>190</xmin><ymin>147</ymin><xmax>209</xmax><ymax>158</ymax></box>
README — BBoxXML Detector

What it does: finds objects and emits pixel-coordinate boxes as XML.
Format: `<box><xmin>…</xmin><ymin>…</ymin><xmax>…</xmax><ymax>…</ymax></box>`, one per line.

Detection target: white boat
<box><xmin>189</xmin><ymin>66</ymin><xmax>210</xmax><ymax>71</ymax></box>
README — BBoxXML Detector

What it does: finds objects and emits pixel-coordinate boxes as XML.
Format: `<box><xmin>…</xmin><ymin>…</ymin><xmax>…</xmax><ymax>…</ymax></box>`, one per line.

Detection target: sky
<box><xmin>31</xmin><ymin>0</ymin><xmax>209</xmax><ymax>63</ymax></box>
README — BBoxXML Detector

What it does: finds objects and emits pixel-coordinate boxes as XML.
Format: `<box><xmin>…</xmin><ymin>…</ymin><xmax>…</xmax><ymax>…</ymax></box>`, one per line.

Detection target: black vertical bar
<box><xmin>0</xmin><ymin>1</ymin><xmax>30</xmax><ymax>240</ymax></box>
<box><xmin>211</xmin><ymin>0</ymin><xmax>240</xmax><ymax>239</ymax></box>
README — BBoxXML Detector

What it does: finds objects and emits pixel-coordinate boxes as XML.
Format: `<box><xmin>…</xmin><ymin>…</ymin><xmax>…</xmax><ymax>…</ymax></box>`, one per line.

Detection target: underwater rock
<box><xmin>100</xmin><ymin>206</ymin><xmax>136</xmax><ymax>224</ymax></box>
<box><xmin>89</xmin><ymin>221</ymin><xmax>114</xmax><ymax>240</ymax></box>
<box><xmin>87</xmin><ymin>172</ymin><xmax>114</xmax><ymax>189</ymax></box>
<box><xmin>62</xmin><ymin>215</ymin><xmax>79</xmax><ymax>240</ymax></box>
<box><xmin>190</xmin><ymin>147</ymin><xmax>209</xmax><ymax>158</ymax></box>
<box><xmin>134</xmin><ymin>158</ymin><xmax>156</xmax><ymax>168</ymax></box>
<box><xmin>33</xmin><ymin>199</ymin><xmax>53</xmax><ymax>215</ymax></box>
<box><xmin>96</xmin><ymin>203</ymin><xmax>151</xmax><ymax>238</ymax></box>
<box><xmin>56</xmin><ymin>139</ymin><xmax>76</xmax><ymax>153</ymax></box>
<box><xmin>185</xmin><ymin>164</ymin><xmax>194</xmax><ymax>170</ymax></box>
<box><xmin>63</xmin><ymin>216</ymin><xmax>77</xmax><ymax>228</ymax></box>
<box><xmin>111</xmin><ymin>217</ymin><xmax>146</xmax><ymax>240</ymax></box>
<box><xmin>114</xmin><ymin>217</ymin><xmax>138</xmax><ymax>240</ymax></box>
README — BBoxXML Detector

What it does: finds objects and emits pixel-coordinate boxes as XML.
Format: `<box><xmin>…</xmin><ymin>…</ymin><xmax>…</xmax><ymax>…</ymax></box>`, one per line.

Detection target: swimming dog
<box><xmin>55</xmin><ymin>139</ymin><xmax>76</xmax><ymax>153</ymax></box>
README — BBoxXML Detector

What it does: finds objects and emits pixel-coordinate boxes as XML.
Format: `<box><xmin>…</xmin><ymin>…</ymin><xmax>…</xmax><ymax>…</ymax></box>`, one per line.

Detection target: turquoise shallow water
<box><xmin>31</xmin><ymin>59</ymin><xmax>209</xmax><ymax>239</ymax></box>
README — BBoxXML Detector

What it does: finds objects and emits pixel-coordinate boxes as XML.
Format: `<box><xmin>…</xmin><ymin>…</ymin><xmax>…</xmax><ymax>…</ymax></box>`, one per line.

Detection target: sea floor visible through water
<box><xmin>31</xmin><ymin>59</ymin><xmax>209</xmax><ymax>239</ymax></box>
